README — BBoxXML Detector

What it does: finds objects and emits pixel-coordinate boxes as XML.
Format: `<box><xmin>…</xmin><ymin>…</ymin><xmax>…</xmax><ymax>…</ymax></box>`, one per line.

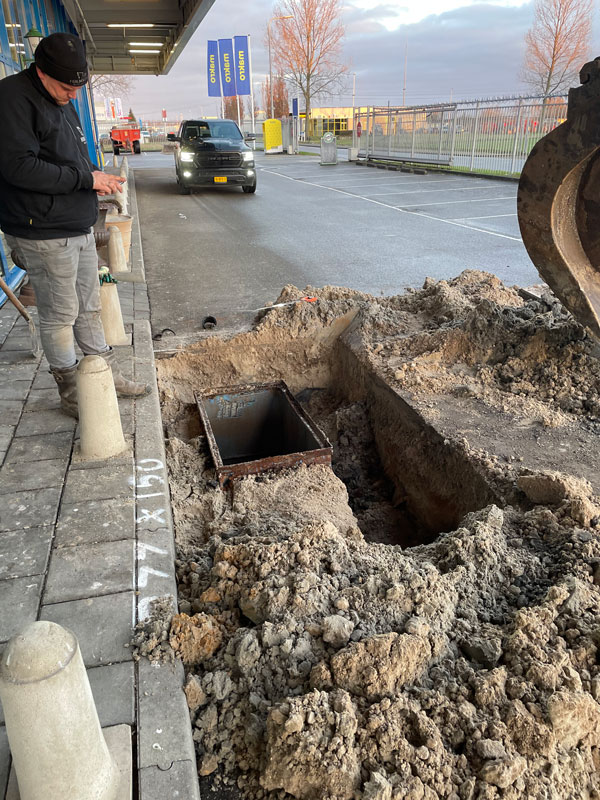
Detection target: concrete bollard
<box><xmin>108</xmin><ymin>225</ymin><xmax>128</xmax><ymax>272</ymax></box>
<box><xmin>112</xmin><ymin>154</ymin><xmax>118</xmax><ymax>168</ymax></box>
<box><xmin>78</xmin><ymin>355</ymin><xmax>126</xmax><ymax>460</ymax></box>
<box><xmin>119</xmin><ymin>181</ymin><xmax>129</xmax><ymax>217</ymax></box>
<box><xmin>0</xmin><ymin>621</ymin><xmax>120</xmax><ymax>800</ymax></box>
<box><xmin>120</xmin><ymin>157</ymin><xmax>128</xmax><ymax>175</ymax></box>
<box><xmin>100</xmin><ymin>282</ymin><xmax>129</xmax><ymax>346</ymax></box>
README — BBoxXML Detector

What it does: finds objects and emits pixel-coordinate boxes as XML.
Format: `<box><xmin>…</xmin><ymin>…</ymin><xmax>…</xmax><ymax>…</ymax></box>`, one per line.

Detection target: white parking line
<box><xmin>454</xmin><ymin>213</ymin><xmax>518</xmax><ymax>220</ymax></box>
<box><xmin>263</xmin><ymin>168</ymin><xmax>521</xmax><ymax>242</ymax></box>
<box><xmin>310</xmin><ymin>180</ymin><xmax>469</xmax><ymax>190</ymax></box>
<box><xmin>407</xmin><ymin>211</ymin><xmax>521</xmax><ymax>241</ymax></box>
<box><xmin>399</xmin><ymin>196</ymin><xmax>516</xmax><ymax>208</ymax></box>
<box><xmin>279</xmin><ymin>175</ymin><xmax>465</xmax><ymax>187</ymax></box>
<box><xmin>363</xmin><ymin>185</ymin><xmax>513</xmax><ymax>197</ymax></box>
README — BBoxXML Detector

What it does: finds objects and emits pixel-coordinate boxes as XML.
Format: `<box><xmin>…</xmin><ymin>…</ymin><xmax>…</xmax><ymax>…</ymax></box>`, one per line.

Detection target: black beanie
<box><xmin>35</xmin><ymin>33</ymin><xmax>88</xmax><ymax>86</ymax></box>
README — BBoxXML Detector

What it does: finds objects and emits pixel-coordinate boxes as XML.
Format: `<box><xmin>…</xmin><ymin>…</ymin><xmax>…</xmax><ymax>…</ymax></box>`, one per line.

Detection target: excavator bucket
<box><xmin>517</xmin><ymin>58</ymin><xmax>600</xmax><ymax>340</ymax></box>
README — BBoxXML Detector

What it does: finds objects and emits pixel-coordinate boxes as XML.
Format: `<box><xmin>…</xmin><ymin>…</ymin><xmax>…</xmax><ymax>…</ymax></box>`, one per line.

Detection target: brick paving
<box><xmin>0</xmin><ymin>170</ymin><xmax>199</xmax><ymax>799</ymax></box>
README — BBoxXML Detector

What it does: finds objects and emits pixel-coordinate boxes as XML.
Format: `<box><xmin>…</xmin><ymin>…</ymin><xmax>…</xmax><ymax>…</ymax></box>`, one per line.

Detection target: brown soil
<box><xmin>143</xmin><ymin>271</ymin><xmax>600</xmax><ymax>800</ymax></box>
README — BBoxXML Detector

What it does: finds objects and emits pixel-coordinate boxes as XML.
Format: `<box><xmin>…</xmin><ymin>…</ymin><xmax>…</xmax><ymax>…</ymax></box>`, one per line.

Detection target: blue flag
<box><xmin>207</xmin><ymin>41</ymin><xmax>221</xmax><ymax>97</ymax></box>
<box><xmin>234</xmin><ymin>36</ymin><xmax>250</xmax><ymax>96</ymax></box>
<box><xmin>218</xmin><ymin>38</ymin><xmax>236</xmax><ymax>97</ymax></box>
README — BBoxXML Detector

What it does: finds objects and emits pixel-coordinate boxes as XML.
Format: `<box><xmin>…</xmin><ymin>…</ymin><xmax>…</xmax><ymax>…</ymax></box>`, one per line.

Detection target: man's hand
<box><xmin>92</xmin><ymin>171</ymin><xmax>126</xmax><ymax>196</ymax></box>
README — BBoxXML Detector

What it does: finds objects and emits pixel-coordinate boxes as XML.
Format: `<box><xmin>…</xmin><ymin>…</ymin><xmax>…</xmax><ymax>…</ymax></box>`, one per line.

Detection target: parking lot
<box><xmin>261</xmin><ymin>156</ymin><xmax>522</xmax><ymax>241</ymax></box>
<box><xmin>133</xmin><ymin>151</ymin><xmax>539</xmax><ymax>336</ymax></box>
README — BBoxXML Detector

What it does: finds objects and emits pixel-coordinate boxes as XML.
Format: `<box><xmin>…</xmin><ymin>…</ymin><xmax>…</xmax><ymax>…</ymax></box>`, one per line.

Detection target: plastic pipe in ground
<box><xmin>108</xmin><ymin>226</ymin><xmax>128</xmax><ymax>272</ymax></box>
<box><xmin>77</xmin><ymin>355</ymin><xmax>126</xmax><ymax>460</ymax></box>
<box><xmin>0</xmin><ymin>621</ymin><xmax>120</xmax><ymax>800</ymax></box>
<box><xmin>100</xmin><ymin>283</ymin><xmax>129</xmax><ymax>346</ymax></box>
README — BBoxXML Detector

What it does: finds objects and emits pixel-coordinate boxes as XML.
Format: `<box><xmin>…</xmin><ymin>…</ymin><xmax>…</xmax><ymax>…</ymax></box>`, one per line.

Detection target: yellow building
<box><xmin>307</xmin><ymin>106</ymin><xmax>426</xmax><ymax>136</ymax></box>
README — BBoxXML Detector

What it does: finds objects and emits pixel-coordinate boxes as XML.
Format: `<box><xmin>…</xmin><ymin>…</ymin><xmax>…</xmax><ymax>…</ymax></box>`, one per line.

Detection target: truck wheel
<box><xmin>133</xmin><ymin>141</ymin><xmax>141</xmax><ymax>154</ymax></box>
<box><xmin>176</xmin><ymin>171</ymin><xmax>191</xmax><ymax>194</ymax></box>
<box><xmin>113</xmin><ymin>145</ymin><xmax>120</xmax><ymax>156</ymax></box>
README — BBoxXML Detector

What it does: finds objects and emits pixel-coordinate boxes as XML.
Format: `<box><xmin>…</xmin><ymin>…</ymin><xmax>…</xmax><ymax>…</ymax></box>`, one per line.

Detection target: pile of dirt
<box><xmin>147</xmin><ymin>271</ymin><xmax>600</xmax><ymax>799</ymax></box>
<box><xmin>358</xmin><ymin>272</ymin><xmax>600</xmax><ymax>429</ymax></box>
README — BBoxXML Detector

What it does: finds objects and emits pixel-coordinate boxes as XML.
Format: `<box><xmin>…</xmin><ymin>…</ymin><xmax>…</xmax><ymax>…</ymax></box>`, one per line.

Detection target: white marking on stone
<box><xmin>138</xmin><ymin>565</ymin><xmax>169</xmax><ymax>587</ymax></box>
<box><xmin>137</xmin><ymin>542</ymin><xmax>168</xmax><ymax>560</ymax></box>
<box><xmin>136</xmin><ymin>473</ymin><xmax>164</xmax><ymax>489</ymax></box>
<box><xmin>137</xmin><ymin>458</ymin><xmax>163</xmax><ymax>471</ymax></box>
<box><xmin>136</xmin><ymin>508</ymin><xmax>166</xmax><ymax>525</ymax></box>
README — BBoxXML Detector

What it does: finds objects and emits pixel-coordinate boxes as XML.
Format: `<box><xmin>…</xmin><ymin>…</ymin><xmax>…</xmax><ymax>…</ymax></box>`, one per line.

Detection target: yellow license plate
<box><xmin>214</xmin><ymin>176</ymin><xmax>227</xmax><ymax>183</ymax></box>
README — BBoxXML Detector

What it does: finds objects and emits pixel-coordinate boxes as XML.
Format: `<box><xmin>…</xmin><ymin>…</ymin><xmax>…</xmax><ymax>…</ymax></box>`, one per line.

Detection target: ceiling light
<box><xmin>129</xmin><ymin>42</ymin><xmax>163</xmax><ymax>46</ymax></box>
<box><xmin>108</xmin><ymin>23</ymin><xmax>155</xmax><ymax>28</ymax></box>
<box><xmin>5</xmin><ymin>23</ymin><xmax>21</xmax><ymax>28</ymax></box>
<box><xmin>129</xmin><ymin>49</ymin><xmax>160</xmax><ymax>53</ymax></box>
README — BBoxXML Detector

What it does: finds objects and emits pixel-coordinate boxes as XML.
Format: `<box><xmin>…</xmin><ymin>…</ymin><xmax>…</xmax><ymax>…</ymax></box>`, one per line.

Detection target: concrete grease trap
<box><xmin>137</xmin><ymin>271</ymin><xmax>600</xmax><ymax>800</ymax></box>
<box><xmin>196</xmin><ymin>382</ymin><xmax>332</xmax><ymax>487</ymax></box>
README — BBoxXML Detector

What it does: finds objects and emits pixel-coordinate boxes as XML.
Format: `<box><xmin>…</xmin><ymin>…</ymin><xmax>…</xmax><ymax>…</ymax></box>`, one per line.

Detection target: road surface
<box><xmin>133</xmin><ymin>151</ymin><xmax>538</xmax><ymax>336</ymax></box>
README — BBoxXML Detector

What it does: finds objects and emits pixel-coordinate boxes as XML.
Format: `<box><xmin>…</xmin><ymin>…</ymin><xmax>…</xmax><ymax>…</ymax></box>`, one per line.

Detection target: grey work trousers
<box><xmin>6</xmin><ymin>233</ymin><xmax>109</xmax><ymax>370</ymax></box>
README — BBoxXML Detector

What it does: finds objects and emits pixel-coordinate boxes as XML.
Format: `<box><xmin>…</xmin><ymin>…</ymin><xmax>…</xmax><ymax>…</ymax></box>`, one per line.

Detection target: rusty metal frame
<box><xmin>195</xmin><ymin>381</ymin><xmax>332</xmax><ymax>487</ymax></box>
<box><xmin>518</xmin><ymin>59</ymin><xmax>600</xmax><ymax>340</ymax></box>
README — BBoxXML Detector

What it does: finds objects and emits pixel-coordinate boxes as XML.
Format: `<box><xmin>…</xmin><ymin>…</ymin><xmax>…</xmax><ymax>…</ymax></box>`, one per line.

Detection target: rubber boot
<box><xmin>101</xmin><ymin>347</ymin><xmax>150</xmax><ymax>397</ymax></box>
<box><xmin>50</xmin><ymin>364</ymin><xmax>79</xmax><ymax>419</ymax></box>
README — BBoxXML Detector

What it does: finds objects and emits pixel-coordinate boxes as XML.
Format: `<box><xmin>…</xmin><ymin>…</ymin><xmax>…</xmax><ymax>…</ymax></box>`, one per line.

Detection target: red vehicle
<box><xmin>110</xmin><ymin>124</ymin><xmax>141</xmax><ymax>155</ymax></box>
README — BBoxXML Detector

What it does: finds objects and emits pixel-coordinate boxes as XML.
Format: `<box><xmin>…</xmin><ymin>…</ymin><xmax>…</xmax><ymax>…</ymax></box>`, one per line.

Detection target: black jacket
<box><xmin>0</xmin><ymin>65</ymin><xmax>97</xmax><ymax>239</ymax></box>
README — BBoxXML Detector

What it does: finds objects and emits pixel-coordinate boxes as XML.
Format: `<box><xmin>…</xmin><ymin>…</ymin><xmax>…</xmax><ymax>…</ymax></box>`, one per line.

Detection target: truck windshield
<box><xmin>206</xmin><ymin>121</ymin><xmax>243</xmax><ymax>140</ymax></box>
<box><xmin>183</xmin><ymin>121</ymin><xmax>243</xmax><ymax>141</ymax></box>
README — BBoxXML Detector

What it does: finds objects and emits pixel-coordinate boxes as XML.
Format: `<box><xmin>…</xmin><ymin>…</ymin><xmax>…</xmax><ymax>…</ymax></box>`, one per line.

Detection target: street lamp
<box><xmin>24</xmin><ymin>27</ymin><xmax>43</xmax><ymax>61</ymax></box>
<box><xmin>267</xmin><ymin>15</ymin><xmax>292</xmax><ymax>119</ymax></box>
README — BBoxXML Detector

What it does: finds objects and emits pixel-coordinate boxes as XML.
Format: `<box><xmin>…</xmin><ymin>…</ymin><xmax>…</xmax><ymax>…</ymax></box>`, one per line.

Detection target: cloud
<box><xmin>342</xmin><ymin>2</ymin><xmax>537</xmax><ymax>105</ymax></box>
<box><xmin>344</xmin><ymin>3</ymin><xmax>407</xmax><ymax>34</ymax></box>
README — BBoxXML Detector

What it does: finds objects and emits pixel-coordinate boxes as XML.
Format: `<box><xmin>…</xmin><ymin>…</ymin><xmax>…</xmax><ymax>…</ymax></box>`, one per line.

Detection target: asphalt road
<box><xmin>133</xmin><ymin>151</ymin><xmax>539</xmax><ymax>336</ymax></box>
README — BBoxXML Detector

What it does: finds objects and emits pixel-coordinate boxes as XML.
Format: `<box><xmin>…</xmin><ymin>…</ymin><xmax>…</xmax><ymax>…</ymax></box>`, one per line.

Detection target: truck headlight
<box><xmin>180</xmin><ymin>151</ymin><xmax>194</xmax><ymax>162</ymax></box>
<box><xmin>242</xmin><ymin>151</ymin><xmax>254</xmax><ymax>162</ymax></box>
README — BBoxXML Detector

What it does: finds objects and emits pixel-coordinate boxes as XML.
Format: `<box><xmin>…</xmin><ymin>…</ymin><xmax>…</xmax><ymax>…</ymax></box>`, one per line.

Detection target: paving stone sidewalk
<box><xmin>0</xmin><ymin>169</ymin><xmax>199</xmax><ymax>800</ymax></box>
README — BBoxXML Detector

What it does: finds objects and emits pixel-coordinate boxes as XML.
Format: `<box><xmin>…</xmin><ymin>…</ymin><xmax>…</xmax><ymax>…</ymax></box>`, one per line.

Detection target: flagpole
<box><xmin>248</xmin><ymin>34</ymin><xmax>256</xmax><ymax>146</ymax></box>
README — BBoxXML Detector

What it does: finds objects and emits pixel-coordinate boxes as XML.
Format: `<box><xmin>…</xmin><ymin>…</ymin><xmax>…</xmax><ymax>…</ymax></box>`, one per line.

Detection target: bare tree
<box><xmin>246</xmin><ymin>96</ymin><xmax>260</xmax><ymax>121</ymax></box>
<box><xmin>261</xmin><ymin>76</ymin><xmax>289</xmax><ymax>119</ymax></box>
<box><xmin>268</xmin><ymin>0</ymin><xmax>348</xmax><ymax>137</ymax></box>
<box><xmin>90</xmin><ymin>73</ymin><xmax>133</xmax><ymax>98</ymax></box>
<box><xmin>521</xmin><ymin>0</ymin><xmax>593</xmax><ymax>95</ymax></box>
<box><xmin>223</xmin><ymin>95</ymin><xmax>239</xmax><ymax>120</ymax></box>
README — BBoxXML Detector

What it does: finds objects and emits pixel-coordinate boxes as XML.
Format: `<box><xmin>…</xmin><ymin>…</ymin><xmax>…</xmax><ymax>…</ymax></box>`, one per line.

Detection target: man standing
<box><xmin>0</xmin><ymin>32</ymin><xmax>148</xmax><ymax>418</ymax></box>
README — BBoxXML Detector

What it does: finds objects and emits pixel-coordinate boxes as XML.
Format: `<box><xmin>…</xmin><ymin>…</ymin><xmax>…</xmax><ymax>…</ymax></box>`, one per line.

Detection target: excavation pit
<box><xmin>150</xmin><ymin>275</ymin><xmax>600</xmax><ymax>800</ymax></box>
<box><xmin>196</xmin><ymin>381</ymin><xmax>332</xmax><ymax>486</ymax></box>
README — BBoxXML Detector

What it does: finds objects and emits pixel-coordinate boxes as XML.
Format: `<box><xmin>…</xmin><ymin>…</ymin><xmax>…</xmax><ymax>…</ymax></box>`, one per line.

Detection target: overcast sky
<box><xmin>128</xmin><ymin>0</ymin><xmax>599</xmax><ymax>120</ymax></box>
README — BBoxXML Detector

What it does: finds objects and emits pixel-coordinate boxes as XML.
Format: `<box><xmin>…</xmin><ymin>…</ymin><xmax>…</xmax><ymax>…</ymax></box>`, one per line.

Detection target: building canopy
<box><xmin>62</xmin><ymin>0</ymin><xmax>217</xmax><ymax>75</ymax></box>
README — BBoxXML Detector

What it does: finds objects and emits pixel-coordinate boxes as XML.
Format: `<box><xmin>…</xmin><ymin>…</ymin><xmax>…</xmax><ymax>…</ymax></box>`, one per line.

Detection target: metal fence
<box><xmin>353</xmin><ymin>97</ymin><xmax>568</xmax><ymax>176</ymax></box>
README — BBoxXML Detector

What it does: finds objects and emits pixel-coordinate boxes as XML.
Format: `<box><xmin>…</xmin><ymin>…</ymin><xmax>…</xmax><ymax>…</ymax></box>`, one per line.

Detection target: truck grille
<box><xmin>199</xmin><ymin>153</ymin><xmax>243</xmax><ymax>168</ymax></box>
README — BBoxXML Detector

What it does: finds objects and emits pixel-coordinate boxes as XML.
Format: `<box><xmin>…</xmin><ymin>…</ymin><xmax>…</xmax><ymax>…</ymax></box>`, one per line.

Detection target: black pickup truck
<box><xmin>167</xmin><ymin>119</ymin><xmax>256</xmax><ymax>194</ymax></box>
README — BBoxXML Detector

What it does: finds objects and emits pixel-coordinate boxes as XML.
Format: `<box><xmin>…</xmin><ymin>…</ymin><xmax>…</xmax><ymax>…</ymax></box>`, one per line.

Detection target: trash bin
<box><xmin>320</xmin><ymin>132</ymin><xmax>337</xmax><ymax>165</ymax></box>
<box><xmin>263</xmin><ymin>119</ymin><xmax>283</xmax><ymax>154</ymax></box>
